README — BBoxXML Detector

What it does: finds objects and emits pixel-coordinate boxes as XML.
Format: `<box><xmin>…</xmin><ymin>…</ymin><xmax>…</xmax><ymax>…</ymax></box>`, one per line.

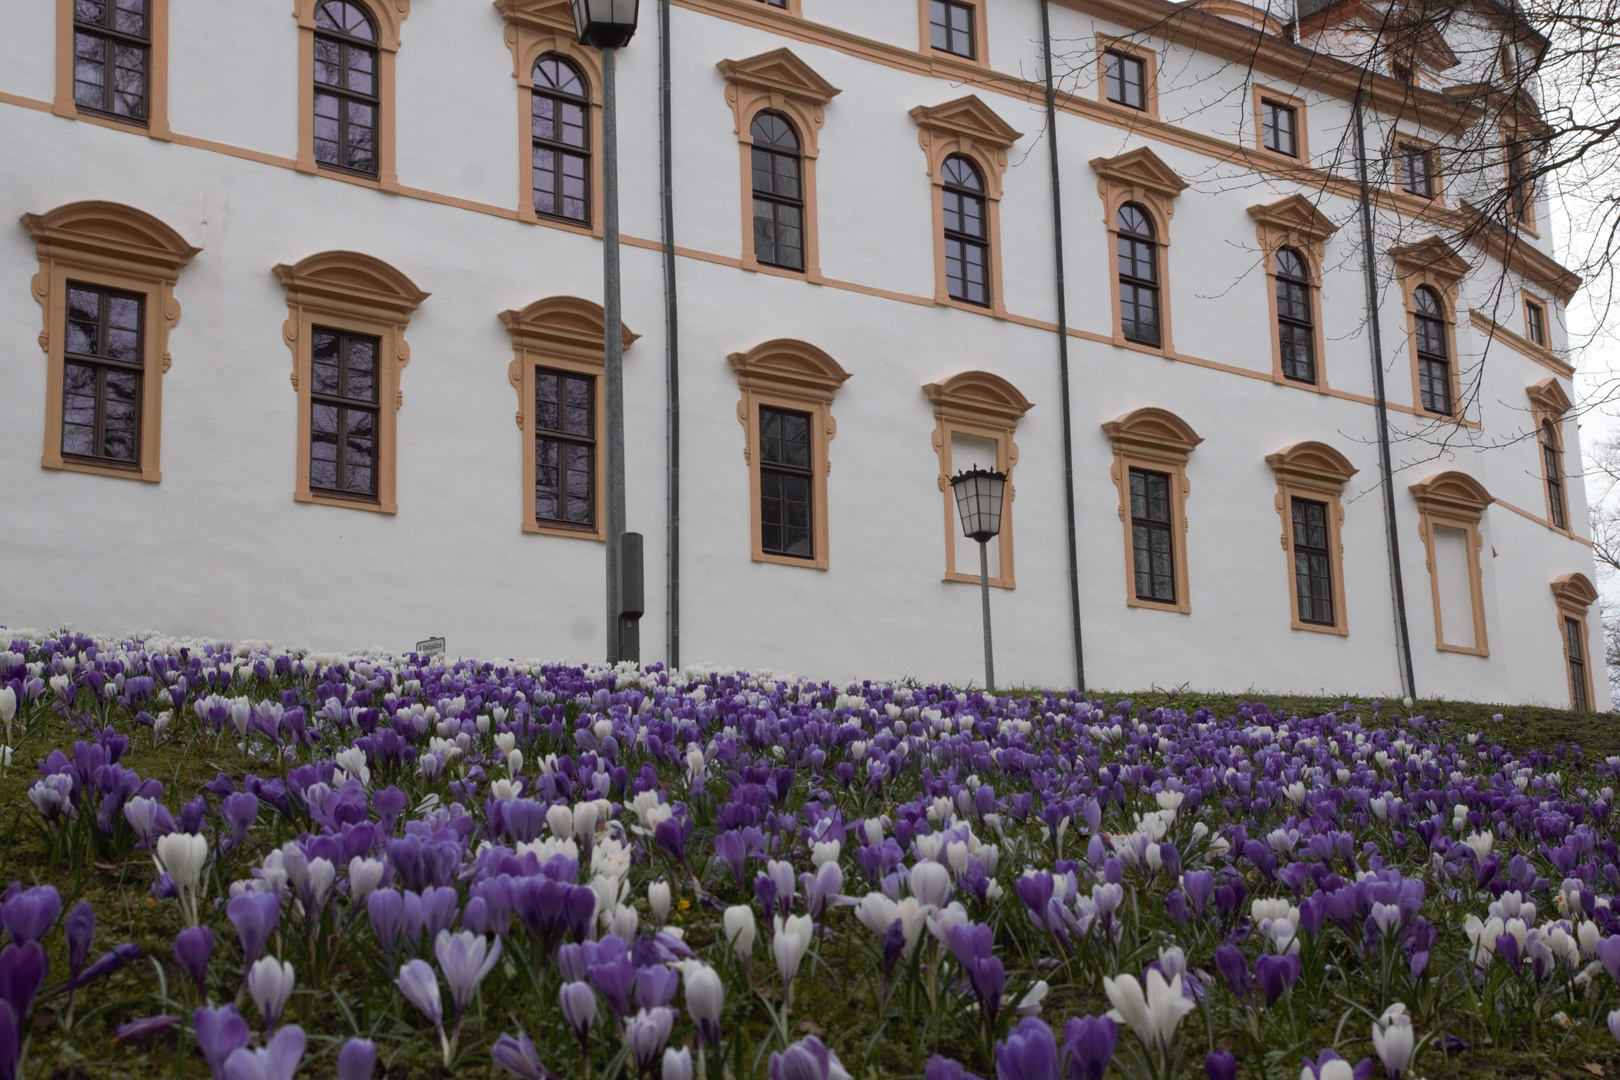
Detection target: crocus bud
<box><xmin>663</xmin><ymin>1046</ymin><xmax>693</xmax><ymax>1080</ymax></box>
<box><xmin>723</xmin><ymin>905</ymin><xmax>756</xmax><ymax>960</ymax></box>
<box><xmin>648</xmin><ymin>880</ymin><xmax>672</xmax><ymax>926</ymax></box>
<box><xmin>337</xmin><ymin>1038</ymin><xmax>377</xmax><ymax>1080</ymax></box>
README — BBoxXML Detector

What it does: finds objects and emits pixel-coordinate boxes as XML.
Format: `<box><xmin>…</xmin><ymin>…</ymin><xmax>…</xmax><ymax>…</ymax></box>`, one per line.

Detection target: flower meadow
<box><xmin>0</xmin><ymin>632</ymin><xmax>1618</xmax><ymax>1080</ymax></box>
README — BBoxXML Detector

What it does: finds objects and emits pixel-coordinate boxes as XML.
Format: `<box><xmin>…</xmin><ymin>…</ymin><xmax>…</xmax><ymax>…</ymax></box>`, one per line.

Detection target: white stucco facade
<box><xmin>0</xmin><ymin>0</ymin><xmax>1605</xmax><ymax>707</ymax></box>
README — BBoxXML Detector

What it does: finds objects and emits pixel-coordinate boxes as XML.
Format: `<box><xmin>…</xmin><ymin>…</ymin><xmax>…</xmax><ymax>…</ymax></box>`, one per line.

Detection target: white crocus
<box><xmin>1103</xmin><ymin>969</ymin><xmax>1195</xmax><ymax>1054</ymax></box>
<box><xmin>648</xmin><ymin>879</ymin><xmax>672</xmax><ymax>926</ymax></box>
<box><xmin>1371</xmin><ymin>1003</ymin><xmax>1414</xmax><ymax>1080</ymax></box>
<box><xmin>773</xmin><ymin>914</ymin><xmax>815</xmax><ymax>993</ymax></box>
<box><xmin>723</xmin><ymin>905</ymin><xmax>757</xmax><ymax>961</ymax></box>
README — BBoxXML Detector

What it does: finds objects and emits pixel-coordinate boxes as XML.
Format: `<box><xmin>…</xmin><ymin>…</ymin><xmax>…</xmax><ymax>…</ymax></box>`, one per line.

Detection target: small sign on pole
<box><xmin>415</xmin><ymin>637</ymin><xmax>446</xmax><ymax>657</ymax></box>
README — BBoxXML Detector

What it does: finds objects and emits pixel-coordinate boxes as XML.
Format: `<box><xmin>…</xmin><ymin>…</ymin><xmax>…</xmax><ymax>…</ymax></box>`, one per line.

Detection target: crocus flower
<box><xmin>664</xmin><ymin>1045</ymin><xmax>694</xmax><ymax>1080</ymax></box>
<box><xmin>925</xmin><ymin>1056</ymin><xmax>983</xmax><ymax>1080</ymax></box>
<box><xmin>396</xmin><ymin>959</ymin><xmax>443</xmax><ymax>1027</ymax></box>
<box><xmin>1299</xmin><ymin>1049</ymin><xmax>1372</xmax><ymax>1080</ymax></box>
<box><xmin>683</xmin><ymin>961</ymin><xmax>723</xmax><ymax>1047</ymax></box>
<box><xmin>723</xmin><ymin>905</ymin><xmax>756</xmax><ymax>960</ymax></box>
<box><xmin>770</xmin><ymin>1035</ymin><xmax>853</xmax><ymax>1080</ymax></box>
<box><xmin>194</xmin><ymin>1005</ymin><xmax>250</xmax><ymax>1080</ymax></box>
<box><xmin>0</xmin><ymin>886</ymin><xmax>61</xmax><ymax>946</ymax></box>
<box><xmin>1103</xmin><ymin>970</ymin><xmax>1195</xmax><ymax>1054</ymax></box>
<box><xmin>222</xmin><ymin>1023</ymin><xmax>305</xmax><ymax>1080</ymax></box>
<box><xmin>64</xmin><ymin>902</ymin><xmax>95</xmax><ymax>981</ymax></box>
<box><xmin>559</xmin><ymin>980</ymin><xmax>596</xmax><ymax>1047</ymax></box>
<box><xmin>1214</xmin><ymin>945</ymin><xmax>1251</xmax><ymax>1000</ymax></box>
<box><xmin>173</xmin><ymin>926</ymin><xmax>213</xmax><ymax>996</ymax></box>
<box><xmin>774</xmin><ymin>914</ymin><xmax>815</xmax><ymax>997</ymax></box>
<box><xmin>227</xmin><ymin>892</ymin><xmax>280</xmax><ymax>967</ymax></box>
<box><xmin>1062</xmin><ymin>1015</ymin><xmax>1116</xmax><ymax>1080</ymax></box>
<box><xmin>995</xmin><ymin>1017</ymin><xmax>1059</xmax><ymax>1080</ymax></box>
<box><xmin>0</xmin><ymin>942</ymin><xmax>48</xmax><ymax>1019</ymax></box>
<box><xmin>1608</xmin><ymin>1009</ymin><xmax>1620</xmax><ymax>1045</ymax></box>
<box><xmin>155</xmin><ymin>833</ymin><xmax>208</xmax><ymax>891</ymax></box>
<box><xmin>1206</xmin><ymin>1051</ymin><xmax>1238</xmax><ymax>1080</ymax></box>
<box><xmin>247</xmin><ymin>956</ymin><xmax>295</xmax><ymax>1031</ymax></box>
<box><xmin>337</xmin><ymin>1038</ymin><xmax>378</xmax><ymax>1080</ymax></box>
<box><xmin>435</xmin><ymin>930</ymin><xmax>502</xmax><ymax>1016</ymax></box>
<box><xmin>949</xmin><ymin>923</ymin><xmax>1006</xmax><ymax>1021</ymax></box>
<box><xmin>1255</xmin><ymin>954</ymin><xmax>1301</xmax><ymax>1006</ymax></box>
<box><xmin>626</xmin><ymin>1007</ymin><xmax>676</xmax><ymax>1073</ymax></box>
<box><xmin>113</xmin><ymin>1014</ymin><xmax>182</xmax><ymax>1042</ymax></box>
<box><xmin>1371</xmin><ymin>1004</ymin><xmax>1414</xmax><ymax>1080</ymax></box>
<box><xmin>491</xmin><ymin>1032</ymin><xmax>558</xmax><ymax>1080</ymax></box>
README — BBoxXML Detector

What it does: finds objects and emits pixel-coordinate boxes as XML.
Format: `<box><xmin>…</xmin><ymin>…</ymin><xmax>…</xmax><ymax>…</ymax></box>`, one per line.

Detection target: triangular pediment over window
<box><xmin>1389</xmin><ymin>236</ymin><xmax>1470</xmax><ymax>285</ymax></box>
<box><xmin>1089</xmin><ymin>147</ymin><xmax>1188</xmax><ymax>200</ymax></box>
<box><xmin>1248</xmin><ymin>194</ymin><xmax>1340</xmax><ymax>246</ymax></box>
<box><xmin>715</xmin><ymin>48</ymin><xmax>841</xmax><ymax>106</ymax></box>
<box><xmin>1526</xmin><ymin>376</ymin><xmax>1572</xmax><ymax>418</ymax></box>
<box><xmin>909</xmin><ymin>96</ymin><xmax>1023</xmax><ymax>151</ymax></box>
<box><xmin>491</xmin><ymin>0</ymin><xmax>574</xmax><ymax>33</ymax></box>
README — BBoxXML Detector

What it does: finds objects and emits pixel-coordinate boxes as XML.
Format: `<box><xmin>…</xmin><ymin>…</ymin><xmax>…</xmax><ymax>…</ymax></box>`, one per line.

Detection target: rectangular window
<box><xmin>1129</xmin><ymin>467</ymin><xmax>1175</xmax><ymax>603</ymax></box>
<box><xmin>1262</xmin><ymin>99</ymin><xmax>1298</xmax><ymax>157</ymax></box>
<box><xmin>308</xmin><ymin>328</ymin><xmax>380</xmax><ymax>500</ymax></box>
<box><xmin>930</xmin><ymin>0</ymin><xmax>976</xmax><ymax>59</ymax></box>
<box><xmin>1506</xmin><ymin>145</ymin><xmax>1533</xmax><ymax>224</ymax></box>
<box><xmin>61</xmin><ymin>282</ymin><xmax>144</xmax><ymax>466</ymax></box>
<box><xmin>534</xmin><ymin>367</ymin><xmax>596</xmax><ymax>529</ymax></box>
<box><xmin>1105</xmin><ymin>50</ymin><xmax>1146</xmax><ymax>110</ymax></box>
<box><xmin>1401</xmin><ymin>145</ymin><xmax>1436</xmax><ymax>198</ymax></box>
<box><xmin>1567</xmin><ymin>616</ymin><xmax>1589</xmax><ymax>711</ymax></box>
<box><xmin>1526</xmin><ymin>300</ymin><xmax>1547</xmax><ymax>346</ymax></box>
<box><xmin>1432</xmin><ymin>524</ymin><xmax>1476</xmax><ymax>650</ymax></box>
<box><xmin>1290</xmin><ymin>497</ymin><xmax>1334</xmax><ymax>626</ymax></box>
<box><xmin>73</xmin><ymin>0</ymin><xmax>149</xmax><ymax>122</ymax></box>
<box><xmin>760</xmin><ymin>405</ymin><xmax>814</xmax><ymax>559</ymax></box>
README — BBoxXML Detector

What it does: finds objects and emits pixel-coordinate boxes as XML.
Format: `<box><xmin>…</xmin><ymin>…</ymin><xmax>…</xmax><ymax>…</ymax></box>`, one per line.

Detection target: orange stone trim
<box><xmin>294</xmin><ymin>0</ymin><xmax>411</xmax><ymax>189</ymax></box>
<box><xmin>1265</xmin><ymin>441</ymin><xmax>1356</xmax><ymax>635</ymax></box>
<box><xmin>1249</xmin><ymin>194</ymin><xmax>1338</xmax><ymax>390</ymax></box>
<box><xmin>1551</xmin><ymin>571</ymin><xmax>1598</xmax><ymax>710</ymax></box>
<box><xmin>923</xmin><ymin>371</ymin><xmax>1033</xmax><ymax>589</ymax></box>
<box><xmin>1408</xmin><ymin>470</ymin><xmax>1492</xmax><ymax>656</ymax></box>
<box><xmin>53</xmin><ymin>0</ymin><xmax>172</xmax><ymax>139</ymax></box>
<box><xmin>1391</xmin><ymin>236</ymin><xmax>1471</xmax><ymax>423</ymax></box>
<box><xmin>1103</xmin><ymin>407</ymin><xmax>1201</xmax><ymax>614</ymax></box>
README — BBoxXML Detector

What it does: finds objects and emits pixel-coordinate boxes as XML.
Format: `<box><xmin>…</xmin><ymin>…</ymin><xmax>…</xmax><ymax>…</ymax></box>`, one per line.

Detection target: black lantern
<box><xmin>570</xmin><ymin>0</ymin><xmax>641</xmax><ymax>49</ymax></box>
<box><xmin>950</xmin><ymin>467</ymin><xmax>1008</xmax><ymax>543</ymax></box>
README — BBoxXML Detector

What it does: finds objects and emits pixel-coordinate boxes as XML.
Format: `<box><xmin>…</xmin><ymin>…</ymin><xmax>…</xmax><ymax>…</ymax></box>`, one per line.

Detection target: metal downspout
<box><xmin>659</xmin><ymin>0</ymin><xmax>681</xmax><ymax>672</ymax></box>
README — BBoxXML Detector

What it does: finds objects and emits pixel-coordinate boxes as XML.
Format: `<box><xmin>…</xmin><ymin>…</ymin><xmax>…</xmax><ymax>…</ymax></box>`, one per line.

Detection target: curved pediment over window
<box><xmin>1408</xmin><ymin>470</ymin><xmax>1492</xmax><ymax>519</ymax></box>
<box><xmin>272</xmin><ymin>251</ymin><xmax>429</xmax><ymax>320</ymax></box>
<box><xmin>500</xmin><ymin>296</ymin><xmax>639</xmax><ymax>357</ymax></box>
<box><xmin>1551</xmin><ymin>571</ymin><xmax>1599</xmax><ymax>611</ymax></box>
<box><xmin>728</xmin><ymin>339</ymin><xmax>851</xmax><ymax>403</ymax></box>
<box><xmin>923</xmin><ymin>370</ymin><xmax>1032</xmax><ymax>430</ymax></box>
<box><xmin>1101</xmin><ymin>406</ymin><xmax>1202</xmax><ymax>465</ymax></box>
<box><xmin>1265</xmin><ymin>441</ymin><xmax>1357</xmax><ymax>491</ymax></box>
<box><xmin>22</xmin><ymin>201</ymin><xmax>200</xmax><ymax>273</ymax></box>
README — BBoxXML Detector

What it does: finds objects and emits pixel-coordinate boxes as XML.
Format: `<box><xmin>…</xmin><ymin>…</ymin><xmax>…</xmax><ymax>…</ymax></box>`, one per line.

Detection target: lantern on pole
<box><xmin>949</xmin><ymin>466</ymin><xmax>1007</xmax><ymax>691</ymax></box>
<box><xmin>568</xmin><ymin>0</ymin><xmax>641</xmax><ymax>49</ymax></box>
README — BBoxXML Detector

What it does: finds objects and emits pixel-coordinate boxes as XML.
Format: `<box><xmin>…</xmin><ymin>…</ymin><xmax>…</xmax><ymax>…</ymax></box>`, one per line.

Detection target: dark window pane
<box><xmin>534</xmin><ymin>366</ymin><xmax>595</xmax><ymax>528</ymax></box>
<box><xmin>1128</xmin><ymin>468</ymin><xmax>1175</xmax><ymax>602</ymax></box>
<box><xmin>760</xmin><ymin>406</ymin><xmax>814</xmax><ymax>558</ymax></box>
<box><xmin>1105</xmin><ymin>51</ymin><xmax>1145</xmax><ymax>109</ymax></box>
<box><xmin>929</xmin><ymin>0</ymin><xmax>976</xmax><ymax>58</ymax></box>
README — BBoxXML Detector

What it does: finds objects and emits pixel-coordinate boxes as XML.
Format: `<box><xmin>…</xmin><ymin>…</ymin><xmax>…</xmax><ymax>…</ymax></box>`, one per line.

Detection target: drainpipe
<box><xmin>1352</xmin><ymin>90</ymin><xmax>1417</xmax><ymax>699</ymax></box>
<box><xmin>1041</xmin><ymin>0</ymin><xmax>1086</xmax><ymax>693</ymax></box>
<box><xmin>659</xmin><ymin>0</ymin><xmax>681</xmax><ymax>672</ymax></box>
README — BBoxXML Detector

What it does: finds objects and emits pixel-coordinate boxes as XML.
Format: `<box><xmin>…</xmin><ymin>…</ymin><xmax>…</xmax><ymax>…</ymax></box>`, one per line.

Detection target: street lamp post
<box><xmin>570</xmin><ymin>0</ymin><xmax>641</xmax><ymax>664</ymax></box>
<box><xmin>949</xmin><ymin>466</ymin><xmax>1008</xmax><ymax>692</ymax></box>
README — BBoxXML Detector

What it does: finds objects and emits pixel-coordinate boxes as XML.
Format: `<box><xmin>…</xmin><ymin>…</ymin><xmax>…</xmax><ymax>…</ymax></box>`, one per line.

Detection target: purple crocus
<box><xmin>226</xmin><ymin>892</ymin><xmax>280</xmax><ymax>967</ymax></box>
<box><xmin>768</xmin><ymin>1035</ymin><xmax>851</xmax><ymax>1080</ymax></box>
<box><xmin>1214</xmin><ymin>945</ymin><xmax>1251</xmax><ymax>1001</ymax></box>
<box><xmin>0</xmin><ymin>943</ymin><xmax>48</xmax><ymax>1019</ymax></box>
<box><xmin>0</xmin><ymin>886</ymin><xmax>60</xmax><ymax>946</ymax></box>
<box><xmin>193</xmin><ymin>1005</ymin><xmax>251</xmax><ymax>1080</ymax></box>
<box><xmin>559</xmin><ymin>980</ymin><xmax>596</xmax><ymax>1048</ymax></box>
<box><xmin>434</xmin><ymin>930</ymin><xmax>502</xmax><ymax>1016</ymax></box>
<box><xmin>64</xmin><ymin>901</ymin><xmax>95</xmax><ymax>981</ymax></box>
<box><xmin>1061</xmin><ymin>1015</ymin><xmax>1117</xmax><ymax>1080</ymax></box>
<box><xmin>626</xmin><ymin>1007</ymin><xmax>676</xmax><ymax>1074</ymax></box>
<box><xmin>925</xmin><ymin>1056</ymin><xmax>984</xmax><ymax>1080</ymax></box>
<box><xmin>1254</xmin><ymin>954</ymin><xmax>1301</xmax><ymax>1006</ymax></box>
<box><xmin>492</xmin><ymin>1032</ymin><xmax>559</xmax><ymax>1080</ymax></box>
<box><xmin>948</xmin><ymin>923</ymin><xmax>1006</xmax><ymax>1021</ymax></box>
<box><xmin>173</xmin><ymin>926</ymin><xmax>213</xmax><ymax>996</ymax></box>
<box><xmin>1205</xmin><ymin>1051</ymin><xmax>1237</xmax><ymax>1080</ymax></box>
<box><xmin>1300</xmin><ymin>1049</ymin><xmax>1372</xmax><ymax>1080</ymax></box>
<box><xmin>336</xmin><ymin>1038</ymin><xmax>377</xmax><ymax>1080</ymax></box>
<box><xmin>113</xmin><ymin>1014</ymin><xmax>182</xmax><ymax>1042</ymax></box>
<box><xmin>222</xmin><ymin>1023</ymin><xmax>305</xmax><ymax>1080</ymax></box>
<box><xmin>996</xmin><ymin>1018</ymin><xmax>1060</xmax><ymax>1080</ymax></box>
<box><xmin>396</xmin><ymin>959</ymin><xmax>443</xmax><ymax>1027</ymax></box>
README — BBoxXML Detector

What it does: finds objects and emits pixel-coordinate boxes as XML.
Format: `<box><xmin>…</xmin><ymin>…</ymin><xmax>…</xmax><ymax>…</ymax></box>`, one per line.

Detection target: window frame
<box><xmin>25</xmin><ymin>201</ymin><xmax>198</xmax><ymax>484</ymax></box>
<box><xmin>729</xmin><ymin>339</ymin><xmax>851</xmax><ymax>570</ymax></box>
<box><xmin>1395</xmin><ymin>138</ymin><xmax>1442</xmax><ymax>202</ymax></box>
<box><xmin>1253</xmin><ymin>86</ymin><xmax>1309</xmax><ymax>162</ymax></box>
<box><xmin>502</xmin><ymin>297</ymin><xmax>634</xmax><ymax>541</ymax></box>
<box><xmin>1409</xmin><ymin>471</ymin><xmax>1493</xmax><ymax>656</ymax></box>
<box><xmin>917</xmin><ymin>0</ymin><xmax>989</xmax><ymax>69</ymax></box>
<box><xmin>1266</xmin><ymin>441</ymin><xmax>1356</xmax><ymax>636</ymax></box>
<box><xmin>497</xmin><ymin>3</ymin><xmax>606</xmax><ymax>238</ymax></box>
<box><xmin>941</xmin><ymin>154</ymin><xmax>991</xmax><ymax>307</ymax></box>
<box><xmin>924</xmin><ymin>371</ymin><xmax>1032</xmax><ymax>590</ymax></box>
<box><xmin>1093</xmin><ymin>148</ymin><xmax>1187</xmax><ymax>356</ymax></box>
<box><xmin>53</xmin><ymin>0</ymin><xmax>171</xmax><ymax>138</ymax></box>
<box><xmin>1413</xmin><ymin>284</ymin><xmax>1453</xmax><ymax>416</ymax></box>
<box><xmin>1503</xmin><ymin>131</ymin><xmax>1538</xmax><ymax>232</ymax></box>
<box><xmin>294</xmin><ymin>0</ymin><xmax>405</xmax><ymax>189</ymax></box>
<box><xmin>749</xmin><ymin>111</ymin><xmax>808</xmax><ymax>273</ymax></box>
<box><xmin>274</xmin><ymin>251</ymin><xmax>428</xmax><ymax>515</ymax></box>
<box><xmin>757</xmin><ymin>404</ymin><xmax>817</xmax><ymax>560</ymax></box>
<box><xmin>751</xmin><ymin>0</ymin><xmax>801</xmax><ymax>13</ymax></box>
<box><xmin>911</xmin><ymin>96</ymin><xmax>1021</xmax><ymax>317</ymax></box>
<box><xmin>1524</xmin><ymin>296</ymin><xmax>1548</xmax><ymax>347</ymax></box>
<box><xmin>1527</xmin><ymin>376</ymin><xmax>1575</xmax><ymax>536</ymax></box>
<box><xmin>718</xmin><ymin>49</ymin><xmax>840</xmax><ymax>282</ymax></box>
<box><xmin>307</xmin><ymin>327</ymin><xmax>384</xmax><ymax>502</ymax></box>
<box><xmin>59</xmin><ymin>281</ymin><xmax>147</xmax><ymax>470</ymax></box>
<box><xmin>310</xmin><ymin>2</ymin><xmax>381</xmax><ymax>178</ymax></box>
<box><xmin>1392</xmin><ymin>237</ymin><xmax>1470</xmax><ymax>423</ymax></box>
<box><xmin>1115</xmin><ymin>203</ymin><xmax>1161</xmax><ymax>348</ymax></box>
<box><xmin>1260</xmin><ymin>98</ymin><xmax>1299</xmax><ymax>158</ymax></box>
<box><xmin>1249</xmin><ymin>194</ymin><xmax>1338</xmax><ymax>391</ymax></box>
<box><xmin>1551</xmin><ymin>573</ymin><xmax>1599</xmax><ymax>711</ymax></box>
<box><xmin>1095</xmin><ymin>37</ymin><xmax>1158</xmax><ymax>120</ymax></box>
<box><xmin>1103</xmin><ymin>407</ymin><xmax>1202</xmax><ymax>615</ymax></box>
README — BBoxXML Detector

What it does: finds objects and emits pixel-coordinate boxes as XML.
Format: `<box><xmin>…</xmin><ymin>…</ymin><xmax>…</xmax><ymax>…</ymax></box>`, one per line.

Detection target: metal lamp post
<box><xmin>570</xmin><ymin>0</ymin><xmax>641</xmax><ymax>664</ymax></box>
<box><xmin>949</xmin><ymin>466</ymin><xmax>1008</xmax><ymax>692</ymax></box>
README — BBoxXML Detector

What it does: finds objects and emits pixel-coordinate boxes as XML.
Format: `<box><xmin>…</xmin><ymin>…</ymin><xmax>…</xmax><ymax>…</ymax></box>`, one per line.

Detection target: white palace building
<box><xmin>0</xmin><ymin>0</ymin><xmax>1606</xmax><ymax>707</ymax></box>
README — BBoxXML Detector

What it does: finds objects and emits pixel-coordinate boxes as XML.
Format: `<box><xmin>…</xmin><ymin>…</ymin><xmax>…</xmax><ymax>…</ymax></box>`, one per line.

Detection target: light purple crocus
<box><xmin>995</xmin><ymin>1018</ymin><xmax>1059</xmax><ymax>1080</ymax></box>
<box><xmin>193</xmin><ymin>1005</ymin><xmax>250</xmax><ymax>1080</ymax></box>
<box><xmin>435</xmin><ymin>930</ymin><xmax>502</xmax><ymax>1016</ymax></box>
<box><xmin>491</xmin><ymin>1031</ymin><xmax>558</xmax><ymax>1080</ymax></box>
<box><xmin>226</xmin><ymin>892</ymin><xmax>280</xmax><ymax>967</ymax></box>
<box><xmin>173</xmin><ymin>926</ymin><xmax>213</xmax><ymax>996</ymax></box>
<box><xmin>336</xmin><ymin>1038</ymin><xmax>377</xmax><ymax>1080</ymax></box>
<box><xmin>769</xmin><ymin>1034</ymin><xmax>853</xmax><ymax>1080</ymax></box>
<box><xmin>626</xmin><ymin>1007</ymin><xmax>676</xmax><ymax>1074</ymax></box>
<box><xmin>222</xmin><ymin>1023</ymin><xmax>305</xmax><ymax>1080</ymax></box>
<box><xmin>396</xmin><ymin>958</ymin><xmax>443</xmax><ymax>1027</ymax></box>
<box><xmin>113</xmin><ymin>1014</ymin><xmax>181</xmax><ymax>1042</ymax></box>
<box><xmin>64</xmin><ymin>902</ymin><xmax>95</xmax><ymax>982</ymax></box>
<box><xmin>560</xmin><ymin>980</ymin><xmax>596</xmax><ymax>1047</ymax></box>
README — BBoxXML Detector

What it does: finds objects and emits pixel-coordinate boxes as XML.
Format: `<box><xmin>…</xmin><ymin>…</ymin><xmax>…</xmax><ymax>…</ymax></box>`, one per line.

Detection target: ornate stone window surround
<box><xmin>923</xmin><ymin>371</ymin><xmax>1032</xmax><ymax>590</ymax></box>
<box><xmin>293</xmin><ymin>0</ymin><xmax>410</xmax><ymax>189</ymax></box>
<box><xmin>25</xmin><ymin>201</ymin><xmax>199</xmax><ymax>483</ymax></box>
<box><xmin>1103</xmin><ymin>406</ymin><xmax>1202</xmax><ymax>614</ymax></box>
<box><xmin>717</xmin><ymin>49</ymin><xmax>840</xmax><ymax>282</ymax></box>
<box><xmin>1391</xmin><ymin>236</ymin><xmax>1470</xmax><ymax>422</ymax></box>
<box><xmin>1095</xmin><ymin>35</ymin><xmax>1159</xmax><ymax>121</ymax></box>
<box><xmin>52</xmin><ymin>0</ymin><xmax>172</xmax><ymax>138</ymax></box>
<box><xmin>274</xmin><ymin>251</ymin><xmax>427</xmax><ymax>514</ymax></box>
<box><xmin>1249</xmin><ymin>194</ymin><xmax>1338</xmax><ymax>391</ymax></box>
<box><xmin>917</xmin><ymin>0</ymin><xmax>989</xmax><ymax>69</ymax></box>
<box><xmin>1092</xmin><ymin>148</ymin><xmax>1187</xmax><ymax>356</ymax></box>
<box><xmin>730</xmin><ymin>339</ymin><xmax>851</xmax><ymax>569</ymax></box>
<box><xmin>1409</xmin><ymin>470</ymin><xmax>1492</xmax><ymax>656</ymax></box>
<box><xmin>1266</xmin><ymin>442</ymin><xmax>1356</xmax><ymax>635</ymax></box>
<box><xmin>1551</xmin><ymin>572</ymin><xmax>1598</xmax><ymax>710</ymax></box>
<box><xmin>495</xmin><ymin>0</ymin><xmax>604</xmax><ymax>237</ymax></box>
<box><xmin>911</xmin><ymin>96</ymin><xmax>1022</xmax><ymax>317</ymax></box>
<box><xmin>1526</xmin><ymin>376</ymin><xmax>1574</xmax><ymax>536</ymax></box>
<box><xmin>501</xmin><ymin>296</ymin><xmax>637</xmax><ymax>540</ymax></box>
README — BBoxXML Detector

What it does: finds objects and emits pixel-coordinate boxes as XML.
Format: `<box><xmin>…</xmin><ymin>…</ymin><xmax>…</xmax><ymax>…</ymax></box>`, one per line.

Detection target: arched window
<box><xmin>750</xmin><ymin>113</ymin><xmax>804</xmax><ymax>272</ymax></box>
<box><xmin>1413</xmin><ymin>285</ymin><xmax>1451</xmax><ymax>415</ymax></box>
<box><xmin>1117</xmin><ymin>204</ymin><xmax>1160</xmax><ymax>346</ymax></box>
<box><xmin>1275</xmin><ymin>247</ymin><xmax>1314</xmax><ymax>383</ymax></box>
<box><xmin>941</xmin><ymin>155</ymin><xmax>989</xmax><ymax>306</ymax></box>
<box><xmin>313</xmin><ymin>0</ymin><xmax>379</xmax><ymax>176</ymax></box>
<box><xmin>1542</xmin><ymin>419</ymin><xmax>1566</xmax><ymax>529</ymax></box>
<box><xmin>532</xmin><ymin>56</ymin><xmax>590</xmax><ymax>224</ymax></box>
